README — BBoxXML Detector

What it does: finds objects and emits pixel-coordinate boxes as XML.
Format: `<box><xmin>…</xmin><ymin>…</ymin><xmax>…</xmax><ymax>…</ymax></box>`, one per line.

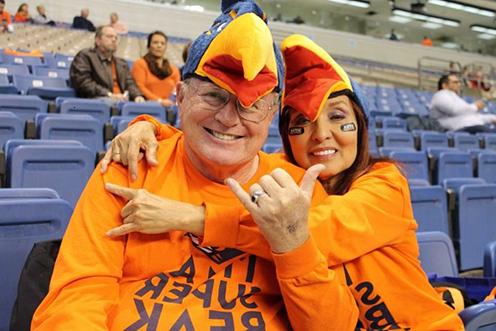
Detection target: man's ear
<box><xmin>176</xmin><ymin>81</ymin><xmax>186</xmax><ymax>105</ymax></box>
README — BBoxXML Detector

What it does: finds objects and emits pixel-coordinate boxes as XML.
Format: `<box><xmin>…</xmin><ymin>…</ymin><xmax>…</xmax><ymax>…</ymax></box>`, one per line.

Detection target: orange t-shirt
<box><xmin>14</xmin><ymin>12</ymin><xmax>29</xmax><ymax>23</ymax></box>
<box><xmin>32</xmin><ymin>128</ymin><xmax>358</xmax><ymax>330</ymax></box>
<box><xmin>422</xmin><ymin>38</ymin><xmax>433</xmax><ymax>47</ymax></box>
<box><xmin>129</xmin><ymin>116</ymin><xmax>463</xmax><ymax>330</ymax></box>
<box><xmin>131</xmin><ymin>58</ymin><xmax>180</xmax><ymax>101</ymax></box>
<box><xmin>111</xmin><ymin>61</ymin><xmax>122</xmax><ymax>94</ymax></box>
<box><xmin>204</xmin><ymin>162</ymin><xmax>464</xmax><ymax>330</ymax></box>
<box><xmin>0</xmin><ymin>10</ymin><xmax>11</xmax><ymax>28</ymax></box>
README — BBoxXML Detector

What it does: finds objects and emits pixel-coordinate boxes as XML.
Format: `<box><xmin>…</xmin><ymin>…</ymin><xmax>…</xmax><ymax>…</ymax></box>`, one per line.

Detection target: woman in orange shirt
<box><xmin>103</xmin><ymin>35</ymin><xmax>464</xmax><ymax>329</ymax></box>
<box><xmin>131</xmin><ymin>31</ymin><xmax>180</xmax><ymax>108</ymax></box>
<box><xmin>14</xmin><ymin>3</ymin><xmax>31</xmax><ymax>23</ymax></box>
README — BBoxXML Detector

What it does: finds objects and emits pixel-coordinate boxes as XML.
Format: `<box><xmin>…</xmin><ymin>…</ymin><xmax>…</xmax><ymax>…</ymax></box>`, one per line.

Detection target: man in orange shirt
<box><xmin>0</xmin><ymin>0</ymin><xmax>13</xmax><ymax>33</ymax></box>
<box><xmin>32</xmin><ymin>1</ymin><xmax>358</xmax><ymax>330</ymax></box>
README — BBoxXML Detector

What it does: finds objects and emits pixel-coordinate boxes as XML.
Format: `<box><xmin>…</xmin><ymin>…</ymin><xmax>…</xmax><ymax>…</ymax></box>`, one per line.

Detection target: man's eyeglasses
<box><xmin>186</xmin><ymin>81</ymin><xmax>276</xmax><ymax>123</ymax></box>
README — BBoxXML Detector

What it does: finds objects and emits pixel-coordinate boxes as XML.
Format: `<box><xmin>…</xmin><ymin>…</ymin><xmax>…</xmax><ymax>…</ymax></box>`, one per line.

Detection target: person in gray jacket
<box><xmin>70</xmin><ymin>25</ymin><xmax>144</xmax><ymax>103</ymax></box>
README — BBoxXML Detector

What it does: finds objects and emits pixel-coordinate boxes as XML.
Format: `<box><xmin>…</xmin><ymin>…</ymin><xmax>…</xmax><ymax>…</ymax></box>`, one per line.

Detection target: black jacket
<box><xmin>72</xmin><ymin>16</ymin><xmax>95</xmax><ymax>31</ymax></box>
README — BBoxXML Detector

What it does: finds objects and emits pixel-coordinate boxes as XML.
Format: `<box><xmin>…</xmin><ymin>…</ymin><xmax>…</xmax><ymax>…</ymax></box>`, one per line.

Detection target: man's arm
<box><xmin>32</xmin><ymin>166</ymin><xmax>130</xmax><ymax>330</ymax></box>
<box><xmin>431</xmin><ymin>90</ymin><xmax>478</xmax><ymax>116</ymax></box>
<box><xmin>70</xmin><ymin>51</ymin><xmax>110</xmax><ymax>98</ymax></box>
<box><xmin>203</xmin><ymin>164</ymin><xmax>413</xmax><ymax>265</ymax></box>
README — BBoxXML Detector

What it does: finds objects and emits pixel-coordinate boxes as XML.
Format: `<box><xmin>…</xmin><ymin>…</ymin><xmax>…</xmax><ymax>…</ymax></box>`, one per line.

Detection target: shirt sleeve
<box><xmin>431</xmin><ymin>90</ymin><xmax>478</xmax><ymax>116</ymax></box>
<box><xmin>31</xmin><ymin>166</ymin><xmax>132</xmax><ymax>330</ymax></box>
<box><xmin>202</xmin><ymin>164</ymin><xmax>414</xmax><ymax>266</ymax></box>
<box><xmin>273</xmin><ymin>236</ymin><xmax>359</xmax><ymax>331</ymax></box>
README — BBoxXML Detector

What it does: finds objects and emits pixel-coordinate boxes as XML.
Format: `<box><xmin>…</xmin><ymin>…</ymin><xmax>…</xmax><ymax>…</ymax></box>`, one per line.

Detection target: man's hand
<box><xmin>109</xmin><ymin>93</ymin><xmax>128</xmax><ymax>102</ymax></box>
<box><xmin>475</xmin><ymin>100</ymin><xmax>486</xmax><ymax>111</ymax></box>
<box><xmin>226</xmin><ymin>164</ymin><xmax>324</xmax><ymax>253</ymax></box>
<box><xmin>104</xmin><ymin>183</ymin><xmax>205</xmax><ymax>236</ymax></box>
<box><xmin>100</xmin><ymin>121</ymin><xmax>159</xmax><ymax>180</ymax></box>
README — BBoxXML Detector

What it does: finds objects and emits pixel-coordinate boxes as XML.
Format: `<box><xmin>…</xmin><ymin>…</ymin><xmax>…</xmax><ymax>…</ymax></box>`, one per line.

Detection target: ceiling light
<box><xmin>478</xmin><ymin>33</ymin><xmax>496</xmax><ymax>40</ymax></box>
<box><xmin>427</xmin><ymin>0</ymin><xmax>495</xmax><ymax>17</ymax></box>
<box><xmin>328</xmin><ymin>0</ymin><xmax>370</xmax><ymax>8</ymax></box>
<box><xmin>471</xmin><ymin>25</ymin><xmax>496</xmax><ymax>36</ymax></box>
<box><xmin>389</xmin><ymin>15</ymin><xmax>412</xmax><ymax>23</ymax></box>
<box><xmin>422</xmin><ymin>22</ymin><xmax>442</xmax><ymax>29</ymax></box>
<box><xmin>392</xmin><ymin>7</ymin><xmax>460</xmax><ymax>27</ymax></box>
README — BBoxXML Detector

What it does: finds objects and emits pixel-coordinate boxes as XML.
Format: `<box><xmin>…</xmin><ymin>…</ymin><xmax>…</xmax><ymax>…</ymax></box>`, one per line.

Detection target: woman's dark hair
<box><xmin>147</xmin><ymin>30</ymin><xmax>168</xmax><ymax>48</ymax></box>
<box><xmin>144</xmin><ymin>31</ymin><xmax>172</xmax><ymax>79</ymax></box>
<box><xmin>17</xmin><ymin>3</ymin><xmax>28</xmax><ymax>13</ymax></box>
<box><xmin>279</xmin><ymin>90</ymin><xmax>391</xmax><ymax>195</ymax></box>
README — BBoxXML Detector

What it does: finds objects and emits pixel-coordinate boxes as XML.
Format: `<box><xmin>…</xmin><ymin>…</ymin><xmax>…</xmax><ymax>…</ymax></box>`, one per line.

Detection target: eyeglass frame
<box><xmin>183</xmin><ymin>78</ymin><xmax>279</xmax><ymax>123</ymax></box>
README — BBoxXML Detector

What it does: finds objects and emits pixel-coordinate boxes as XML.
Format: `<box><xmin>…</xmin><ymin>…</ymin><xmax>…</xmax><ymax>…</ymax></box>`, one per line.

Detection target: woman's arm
<box><xmin>32</xmin><ymin>166</ymin><xmax>131</xmax><ymax>330</ymax></box>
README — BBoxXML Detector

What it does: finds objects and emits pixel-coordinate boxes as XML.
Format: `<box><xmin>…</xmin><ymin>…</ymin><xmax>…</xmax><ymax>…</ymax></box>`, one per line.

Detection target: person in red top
<box><xmin>32</xmin><ymin>2</ymin><xmax>358</xmax><ymax>330</ymax></box>
<box><xmin>13</xmin><ymin>2</ymin><xmax>31</xmax><ymax>23</ymax></box>
<box><xmin>131</xmin><ymin>31</ymin><xmax>180</xmax><ymax>108</ymax></box>
<box><xmin>103</xmin><ymin>34</ymin><xmax>465</xmax><ymax>330</ymax></box>
<box><xmin>0</xmin><ymin>0</ymin><xmax>12</xmax><ymax>32</ymax></box>
<box><xmin>422</xmin><ymin>36</ymin><xmax>433</xmax><ymax>47</ymax></box>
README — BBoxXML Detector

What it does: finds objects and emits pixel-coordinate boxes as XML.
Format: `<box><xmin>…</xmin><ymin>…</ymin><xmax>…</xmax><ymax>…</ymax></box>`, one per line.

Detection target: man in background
<box><xmin>430</xmin><ymin>73</ymin><xmax>496</xmax><ymax>133</ymax></box>
<box><xmin>72</xmin><ymin>8</ymin><xmax>95</xmax><ymax>31</ymax></box>
<box><xmin>70</xmin><ymin>25</ymin><xmax>144</xmax><ymax>103</ymax></box>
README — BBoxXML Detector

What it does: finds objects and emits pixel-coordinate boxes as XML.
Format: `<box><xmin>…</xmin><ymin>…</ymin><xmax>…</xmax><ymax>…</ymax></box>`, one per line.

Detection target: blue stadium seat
<box><xmin>2</xmin><ymin>54</ymin><xmax>43</xmax><ymax>66</ymax></box>
<box><xmin>417</xmin><ymin>231</ymin><xmax>458</xmax><ymax>277</ymax></box>
<box><xmin>0</xmin><ymin>63</ymin><xmax>29</xmax><ymax>76</ymax></box>
<box><xmin>436</xmin><ymin>151</ymin><xmax>473</xmax><ymax>184</ymax></box>
<box><xmin>408</xmin><ymin>179</ymin><xmax>430</xmax><ymax>187</ymax></box>
<box><xmin>36</xmin><ymin>113</ymin><xmax>104</xmax><ymax>154</ymax></box>
<box><xmin>32</xmin><ymin>66</ymin><xmax>70</xmax><ymax>80</ymax></box>
<box><xmin>458</xmin><ymin>184</ymin><xmax>496</xmax><ymax>270</ymax></box>
<box><xmin>378</xmin><ymin>116</ymin><xmax>407</xmax><ymax>130</ymax></box>
<box><xmin>0</xmin><ymin>112</ymin><xmax>23</xmax><ymax>150</ymax></box>
<box><xmin>121</xmin><ymin>102</ymin><xmax>166</xmax><ymax>122</ymax></box>
<box><xmin>384</xmin><ymin>150</ymin><xmax>428</xmax><ymax>181</ymax></box>
<box><xmin>460</xmin><ymin>299</ymin><xmax>496</xmax><ymax>331</ymax></box>
<box><xmin>12</xmin><ymin>74</ymin><xmax>75</xmax><ymax>99</ymax></box>
<box><xmin>0</xmin><ymin>74</ymin><xmax>18</xmax><ymax>94</ymax></box>
<box><xmin>0</xmin><ymin>95</ymin><xmax>48</xmax><ymax>123</ymax></box>
<box><xmin>110</xmin><ymin>116</ymin><xmax>135</xmax><ymax>134</ymax></box>
<box><xmin>410</xmin><ymin>186</ymin><xmax>448</xmax><ymax>233</ymax></box>
<box><xmin>0</xmin><ymin>198</ymin><xmax>72</xmax><ymax>330</ymax></box>
<box><xmin>484</xmin><ymin>241</ymin><xmax>496</xmax><ymax>278</ymax></box>
<box><xmin>59</xmin><ymin>98</ymin><xmax>111</xmax><ymax>124</ymax></box>
<box><xmin>454</xmin><ymin>134</ymin><xmax>480</xmax><ymax>151</ymax></box>
<box><xmin>478</xmin><ymin>152</ymin><xmax>496</xmax><ymax>184</ymax></box>
<box><xmin>0</xmin><ymin>188</ymin><xmax>59</xmax><ymax>199</ymax></box>
<box><xmin>6</xmin><ymin>142</ymin><xmax>94</xmax><ymax>206</ymax></box>
<box><xmin>418</xmin><ymin>131</ymin><xmax>449</xmax><ymax>151</ymax></box>
<box><xmin>382</xmin><ymin>130</ymin><xmax>414</xmax><ymax>149</ymax></box>
<box><xmin>478</xmin><ymin>133</ymin><xmax>496</xmax><ymax>151</ymax></box>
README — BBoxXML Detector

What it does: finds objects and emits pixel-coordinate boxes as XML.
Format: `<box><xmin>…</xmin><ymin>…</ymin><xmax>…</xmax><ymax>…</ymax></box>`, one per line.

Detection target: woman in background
<box><xmin>14</xmin><ymin>3</ymin><xmax>31</xmax><ymax>23</ymax></box>
<box><xmin>131</xmin><ymin>31</ymin><xmax>180</xmax><ymax>108</ymax></box>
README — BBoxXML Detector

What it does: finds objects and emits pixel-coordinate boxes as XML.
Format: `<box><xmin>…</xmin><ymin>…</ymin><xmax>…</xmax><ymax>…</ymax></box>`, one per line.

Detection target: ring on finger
<box><xmin>251</xmin><ymin>190</ymin><xmax>266</xmax><ymax>204</ymax></box>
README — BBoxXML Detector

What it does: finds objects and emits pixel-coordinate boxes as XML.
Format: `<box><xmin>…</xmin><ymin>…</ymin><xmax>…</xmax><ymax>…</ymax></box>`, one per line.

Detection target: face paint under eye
<box><xmin>341</xmin><ymin>123</ymin><xmax>356</xmax><ymax>132</ymax></box>
<box><xmin>289</xmin><ymin>127</ymin><xmax>304</xmax><ymax>135</ymax></box>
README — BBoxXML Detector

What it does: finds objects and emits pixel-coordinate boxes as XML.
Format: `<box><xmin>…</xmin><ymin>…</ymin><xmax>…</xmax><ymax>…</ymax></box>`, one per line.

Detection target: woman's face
<box><xmin>21</xmin><ymin>4</ymin><xmax>28</xmax><ymax>13</ymax></box>
<box><xmin>288</xmin><ymin>94</ymin><xmax>358</xmax><ymax>180</ymax></box>
<box><xmin>149</xmin><ymin>34</ymin><xmax>167</xmax><ymax>58</ymax></box>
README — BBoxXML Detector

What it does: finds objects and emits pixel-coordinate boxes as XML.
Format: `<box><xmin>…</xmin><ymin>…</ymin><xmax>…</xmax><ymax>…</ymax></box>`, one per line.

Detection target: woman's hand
<box><xmin>104</xmin><ymin>183</ymin><xmax>205</xmax><ymax>236</ymax></box>
<box><xmin>100</xmin><ymin>121</ymin><xmax>159</xmax><ymax>181</ymax></box>
<box><xmin>226</xmin><ymin>164</ymin><xmax>324</xmax><ymax>254</ymax></box>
